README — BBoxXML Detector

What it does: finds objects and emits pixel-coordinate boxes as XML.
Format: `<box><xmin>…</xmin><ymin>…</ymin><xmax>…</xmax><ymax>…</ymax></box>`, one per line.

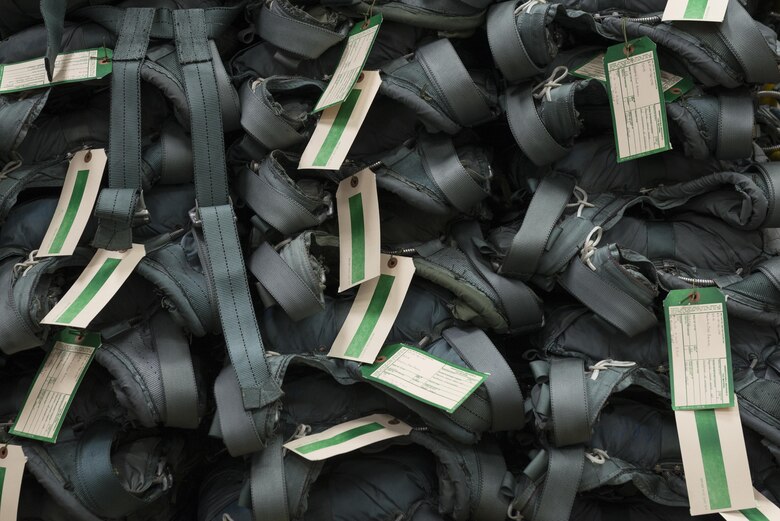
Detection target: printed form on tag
<box><xmin>0</xmin><ymin>47</ymin><xmax>113</xmax><ymax>94</ymax></box>
<box><xmin>300</xmin><ymin>70</ymin><xmax>382</xmax><ymax>170</ymax></box>
<box><xmin>284</xmin><ymin>413</ymin><xmax>412</xmax><ymax>461</ymax></box>
<box><xmin>663</xmin><ymin>0</ymin><xmax>729</xmax><ymax>22</ymax></box>
<box><xmin>361</xmin><ymin>343</ymin><xmax>488</xmax><ymax>413</ymax></box>
<box><xmin>604</xmin><ymin>37</ymin><xmax>671</xmax><ymax>162</ymax></box>
<box><xmin>665</xmin><ymin>288</ymin><xmax>734</xmax><ymax>410</ymax></box>
<box><xmin>571</xmin><ymin>52</ymin><xmax>693</xmax><ymax>102</ymax></box>
<box><xmin>720</xmin><ymin>489</ymin><xmax>780</xmax><ymax>521</ymax></box>
<box><xmin>10</xmin><ymin>329</ymin><xmax>101</xmax><ymax>443</ymax></box>
<box><xmin>328</xmin><ymin>254</ymin><xmax>415</xmax><ymax>363</ymax></box>
<box><xmin>0</xmin><ymin>445</ymin><xmax>26</xmax><ymax>521</ymax></box>
<box><xmin>675</xmin><ymin>401</ymin><xmax>755</xmax><ymax>515</ymax></box>
<box><xmin>41</xmin><ymin>244</ymin><xmax>145</xmax><ymax>328</ymax></box>
<box><xmin>37</xmin><ymin>149</ymin><xmax>107</xmax><ymax>257</ymax></box>
<box><xmin>337</xmin><ymin>168</ymin><xmax>381</xmax><ymax>292</ymax></box>
<box><xmin>313</xmin><ymin>14</ymin><xmax>382</xmax><ymax>112</ymax></box>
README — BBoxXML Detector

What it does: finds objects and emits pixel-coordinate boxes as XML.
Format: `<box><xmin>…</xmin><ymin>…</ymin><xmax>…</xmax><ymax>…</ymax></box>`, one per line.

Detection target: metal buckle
<box><xmin>132</xmin><ymin>191</ymin><xmax>151</xmax><ymax>226</ymax></box>
<box><xmin>188</xmin><ymin>203</ymin><xmax>202</xmax><ymax>228</ymax></box>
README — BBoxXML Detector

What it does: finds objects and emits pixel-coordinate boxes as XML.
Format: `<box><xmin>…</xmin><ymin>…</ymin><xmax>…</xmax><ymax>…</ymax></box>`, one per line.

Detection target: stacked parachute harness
<box><xmin>0</xmin><ymin>0</ymin><xmax>778</xmax><ymax>520</ymax></box>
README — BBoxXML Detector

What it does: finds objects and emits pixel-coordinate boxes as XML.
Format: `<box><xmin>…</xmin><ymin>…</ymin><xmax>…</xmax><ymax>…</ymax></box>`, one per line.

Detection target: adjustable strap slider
<box><xmin>190</xmin><ymin>198</ymin><xmax>237</xmax><ymax>227</ymax></box>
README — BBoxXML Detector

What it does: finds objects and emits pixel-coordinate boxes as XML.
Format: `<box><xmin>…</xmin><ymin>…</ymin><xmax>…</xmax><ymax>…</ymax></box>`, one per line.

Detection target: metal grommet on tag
<box><xmin>358</xmin><ymin>72</ymin><xmax>365</xmax><ymax>83</ymax></box>
<box><xmin>350</xmin><ymin>175</ymin><xmax>359</xmax><ymax>188</ymax></box>
<box><xmin>375</xmin><ymin>356</ymin><xmax>387</xmax><ymax>364</ymax></box>
<box><xmin>670</xmin><ymin>87</ymin><xmax>682</xmax><ymax>95</ymax></box>
<box><xmin>388</xmin><ymin>418</ymin><xmax>400</xmax><ymax>425</ymax></box>
<box><xmin>623</xmin><ymin>44</ymin><xmax>634</xmax><ymax>57</ymax></box>
<box><xmin>684</xmin><ymin>291</ymin><xmax>701</xmax><ymax>304</ymax></box>
<box><xmin>0</xmin><ymin>445</ymin><xmax>7</xmax><ymax>459</ymax></box>
<box><xmin>84</xmin><ymin>150</ymin><xmax>92</xmax><ymax>163</ymax></box>
<box><xmin>387</xmin><ymin>257</ymin><xmax>398</xmax><ymax>269</ymax></box>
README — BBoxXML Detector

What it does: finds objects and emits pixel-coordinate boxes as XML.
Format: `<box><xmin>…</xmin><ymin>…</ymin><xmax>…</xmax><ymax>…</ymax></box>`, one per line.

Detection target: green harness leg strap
<box><xmin>92</xmin><ymin>8</ymin><xmax>155</xmax><ymax>251</ymax></box>
<box><xmin>172</xmin><ymin>8</ymin><xmax>283</xmax><ymax>452</ymax></box>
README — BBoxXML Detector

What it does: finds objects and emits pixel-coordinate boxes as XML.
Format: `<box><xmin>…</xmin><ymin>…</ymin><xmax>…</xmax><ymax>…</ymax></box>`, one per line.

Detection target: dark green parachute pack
<box><xmin>1</xmin><ymin>0</ymin><xmax>780</xmax><ymax>520</ymax></box>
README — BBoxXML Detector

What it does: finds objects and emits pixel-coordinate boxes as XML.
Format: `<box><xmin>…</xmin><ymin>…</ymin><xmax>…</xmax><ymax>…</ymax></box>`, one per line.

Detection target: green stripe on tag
<box><xmin>57</xmin><ymin>258</ymin><xmax>121</xmax><ymax>323</ymax></box>
<box><xmin>0</xmin><ymin>466</ymin><xmax>5</xmax><ymax>508</ymax></box>
<box><xmin>297</xmin><ymin>422</ymin><xmax>384</xmax><ymax>454</ymax></box>
<box><xmin>684</xmin><ymin>0</ymin><xmax>708</xmax><ymax>18</ymax></box>
<box><xmin>695</xmin><ymin>409</ymin><xmax>732</xmax><ymax>510</ymax></box>
<box><xmin>49</xmin><ymin>169</ymin><xmax>89</xmax><ymax>253</ymax></box>
<box><xmin>349</xmin><ymin>193</ymin><xmax>365</xmax><ymax>283</ymax></box>
<box><xmin>312</xmin><ymin>88</ymin><xmax>361</xmax><ymax>167</ymax></box>
<box><xmin>740</xmin><ymin>509</ymin><xmax>771</xmax><ymax>521</ymax></box>
<box><xmin>344</xmin><ymin>274</ymin><xmax>395</xmax><ymax>357</ymax></box>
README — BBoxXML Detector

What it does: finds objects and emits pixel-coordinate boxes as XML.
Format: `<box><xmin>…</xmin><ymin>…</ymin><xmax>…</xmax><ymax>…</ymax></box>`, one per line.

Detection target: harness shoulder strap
<box><xmin>251</xmin><ymin>435</ymin><xmax>291</xmax><ymax>521</ymax></box>
<box><xmin>486</xmin><ymin>1</ymin><xmax>546</xmax><ymax>83</ymax></box>
<box><xmin>255</xmin><ymin>0</ymin><xmax>349</xmax><ymax>60</ymax></box>
<box><xmin>173</xmin><ymin>9</ymin><xmax>283</xmax><ymax>450</ymax></box>
<box><xmin>451</xmin><ymin>220</ymin><xmax>544</xmax><ymax>333</ymax></box>
<box><xmin>92</xmin><ymin>7</ymin><xmax>155</xmax><ymax>251</ymax></box>
<box><xmin>549</xmin><ymin>358</ymin><xmax>590</xmax><ymax>447</ymax></box>
<box><xmin>416</xmin><ymin>39</ymin><xmax>494</xmax><ymax>127</ymax></box>
<box><xmin>419</xmin><ymin>133</ymin><xmax>490</xmax><ymax>213</ymax></box>
<box><xmin>153</xmin><ymin>313</ymin><xmax>200</xmax><ymax>429</ymax></box>
<box><xmin>239</xmin><ymin>80</ymin><xmax>308</xmax><ymax>151</ymax></box>
<box><xmin>442</xmin><ymin>327</ymin><xmax>524</xmax><ymax>431</ymax></box>
<box><xmin>558</xmin><ymin>254</ymin><xmax>658</xmax><ymax>337</ymax></box>
<box><xmin>40</xmin><ymin>0</ymin><xmax>67</xmax><ymax>81</ymax></box>
<box><xmin>249</xmin><ymin>242</ymin><xmax>324</xmax><ymax>322</ymax></box>
<box><xmin>534</xmin><ymin>447</ymin><xmax>585</xmax><ymax>521</ymax></box>
<box><xmin>506</xmin><ymin>84</ymin><xmax>570</xmax><ymax>166</ymax></box>
<box><xmin>716</xmin><ymin>90</ymin><xmax>753</xmax><ymax>160</ymax></box>
<box><xmin>500</xmin><ymin>174</ymin><xmax>575</xmax><ymax>279</ymax></box>
<box><xmin>73</xmin><ymin>421</ymin><xmax>156</xmax><ymax>518</ymax></box>
<box><xmin>716</xmin><ymin>0</ymin><xmax>780</xmax><ymax>84</ymax></box>
<box><xmin>237</xmin><ymin>161</ymin><xmax>331</xmax><ymax>235</ymax></box>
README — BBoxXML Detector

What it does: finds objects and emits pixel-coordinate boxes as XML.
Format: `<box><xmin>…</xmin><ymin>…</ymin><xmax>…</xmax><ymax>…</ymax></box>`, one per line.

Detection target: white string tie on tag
<box><xmin>283</xmin><ymin>424</ymin><xmax>312</xmax><ymax>456</ymax></box>
<box><xmin>589</xmin><ymin>359</ymin><xmax>636</xmax><ymax>380</ymax></box>
<box><xmin>566</xmin><ymin>185</ymin><xmax>595</xmax><ymax>217</ymax></box>
<box><xmin>532</xmin><ymin>66</ymin><xmax>569</xmax><ymax>101</ymax></box>
<box><xmin>515</xmin><ymin>0</ymin><xmax>547</xmax><ymax>15</ymax></box>
<box><xmin>223</xmin><ymin>515</ymin><xmax>236</xmax><ymax>521</ymax></box>
<box><xmin>585</xmin><ymin>448</ymin><xmax>610</xmax><ymax>464</ymax></box>
<box><xmin>579</xmin><ymin>226</ymin><xmax>603</xmax><ymax>271</ymax></box>
<box><xmin>13</xmin><ymin>249</ymin><xmax>39</xmax><ymax>277</ymax></box>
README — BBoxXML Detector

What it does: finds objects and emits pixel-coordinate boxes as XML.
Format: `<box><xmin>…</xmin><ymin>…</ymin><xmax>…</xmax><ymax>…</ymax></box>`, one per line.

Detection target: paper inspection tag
<box><xmin>604</xmin><ymin>37</ymin><xmax>671</xmax><ymax>162</ymax></box>
<box><xmin>41</xmin><ymin>244</ymin><xmax>146</xmax><ymax>328</ymax></box>
<box><xmin>665</xmin><ymin>288</ymin><xmax>734</xmax><ymax>410</ymax></box>
<box><xmin>0</xmin><ymin>445</ymin><xmax>26</xmax><ymax>521</ymax></box>
<box><xmin>328</xmin><ymin>254</ymin><xmax>415</xmax><ymax>363</ymax></box>
<box><xmin>572</xmin><ymin>51</ymin><xmax>694</xmax><ymax>102</ymax></box>
<box><xmin>301</xmin><ymin>70</ymin><xmax>381</xmax><ymax>170</ymax></box>
<box><xmin>337</xmin><ymin>169</ymin><xmax>381</xmax><ymax>292</ymax></box>
<box><xmin>675</xmin><ymin>402</ymin><xmax>755</xmax><ymax>515</ymax></box>
<box><xmin>663</xmin><ymin>0</ymin><xmax>729</xmax><ymax>22</ymax></box>
<box><xmin>361</xmin><ymin>343</ymin><xmax>488</xmax><ymax>413</ymax></box>
<box><xmin>284</xmin><ymin>413</ymin><xmax>412</xmax><ymax>461</ymax></box>
<box><xmin>11</xmin><ymin>329</ymin><xmax>101</xmax><ymax>443</ymax></box>
<box><xmin>313</xmin><ymin>14</ymin><xmax>382</xmax><ymax>112</ymax></box>
<box><xmin>720</xmin><ymin>490</ymin><xmax>780</xmax><ymax>521</ymax></box>
<box><xmin>37</xmin><ymin>149</ymin><xmax>106</xmax><ymax>257</ymax></box>
<box><xmin>0</xmin><ymin>47</ymin><xmax>113</xmax><ymax>94</ymax></box>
